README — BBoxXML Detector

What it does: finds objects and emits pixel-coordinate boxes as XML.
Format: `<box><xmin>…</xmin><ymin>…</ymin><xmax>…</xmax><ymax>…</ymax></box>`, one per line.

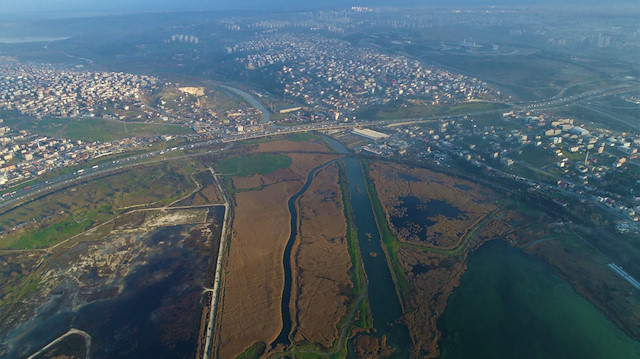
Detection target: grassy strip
<box><xmin>218</xmin><ymin>153</ymin><xmax>291</xmax><ymax>177</ymax></box>
<box><xmin>235</xmin><ymin>342</ymin><xmax>266</xmax><ymax>359</ymax></box>
<box><xmin>338</xmin><ymin>162</ymin><xmax>371</xmax><ymax>329</ymax></box>
<box><xmin>402</xmin><ymin>210</ymin><xmax>502</xmax><ymax>256</ymax></box>
<box><xmin>222</xmin><ymin>175</ymin><xmax>238</xmax><ymax>200</ymax></box>
<box><xmin>358</xmin><ymin>101</ymin><xmax>509</xmax><ymax>122</ymax></box>
<box><xmin>0</xmin><ymin>204</ymin><xmax>113</xmax><ymax>249</ymax></box>
<box><xmin>360</xmin><ymin>159</ymin><xmax>410</xmax><ymax>301</ymax></box>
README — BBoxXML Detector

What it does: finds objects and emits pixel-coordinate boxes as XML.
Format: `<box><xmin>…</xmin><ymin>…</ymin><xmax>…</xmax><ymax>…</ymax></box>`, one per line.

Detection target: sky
<box><xmin>0</xmin><ymin>0</ymin><xmax>635</xmax><ymax>15</ymax></box>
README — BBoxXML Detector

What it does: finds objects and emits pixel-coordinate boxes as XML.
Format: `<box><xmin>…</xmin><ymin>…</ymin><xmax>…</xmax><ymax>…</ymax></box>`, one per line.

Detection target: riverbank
<box><xmin>322</xmin><ymin>136</ymin><xmax>411</xmax><ymax>358</ymax></box>
<box><xmin>213</xmin><ymin>83</ymin><xmax>271</xmax><ymax>124</ymax></box>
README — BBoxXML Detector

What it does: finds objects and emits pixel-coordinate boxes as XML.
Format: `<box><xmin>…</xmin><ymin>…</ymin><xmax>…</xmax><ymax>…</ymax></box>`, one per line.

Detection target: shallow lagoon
<box><xmin>439</xmin><ymin>240</ymin><xmax>640</xmax><ymax>359</ymax></box>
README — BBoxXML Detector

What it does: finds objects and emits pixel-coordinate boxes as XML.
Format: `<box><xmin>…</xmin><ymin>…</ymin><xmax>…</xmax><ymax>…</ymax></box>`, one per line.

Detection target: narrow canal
<box><xmin>271</xmin><ymin>135</ymin><xmax>410</xmax><ymax>355</ymax></box>
<box><xmin>271</xmin><ymin>159</ymin><xmax>339</xmax><ymax>347</ymax></box>
<box><xmin>323</xmin><ymin>135</ymin><xmax>411</xmax><ymax>357</ymax></box>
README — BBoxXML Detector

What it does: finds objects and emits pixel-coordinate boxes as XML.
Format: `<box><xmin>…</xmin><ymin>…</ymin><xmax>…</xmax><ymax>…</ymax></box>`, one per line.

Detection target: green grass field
<box><xmin>235</xmin><ymin>342</ymin><xmax>266</xmax><ymax>359</ymax></box>
<box><xmin>0</xmin><ymin>160</ymin><xmax>200</xmax><ymax>249</ymax></box>
<box><xmin>1</xmin><ymin>114</ymin><xmax>192</xmax><ymax>142</ymax></box>
<box><xmin>1</xmin><ymin>205</ymin><xmax>112</xmax><ymax>249</ymax></box>
<box><xmin>357</xmin><ymin>101</ymin><xmax>509</xmax><ymax>122</ymax></box>
<box><xmin>511</xmin><ymin>145</ymin><xmax>558</xmax><ymax>167</ymax></box>
<box><xmin>217</xmin><ymin>153</ymin><xmax>291</xmax><ymax>177</ymax></box>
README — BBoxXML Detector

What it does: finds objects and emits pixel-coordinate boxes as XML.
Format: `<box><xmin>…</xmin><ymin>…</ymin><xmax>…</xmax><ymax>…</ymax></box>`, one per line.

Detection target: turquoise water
<box><xmin>439</xmin><ymin>240</ymin><xmax>640</xmax><ymax>359</ymax></box>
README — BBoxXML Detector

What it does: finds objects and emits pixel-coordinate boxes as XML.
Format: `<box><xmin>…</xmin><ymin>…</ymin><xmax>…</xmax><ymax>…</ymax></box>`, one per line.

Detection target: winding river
<box><xmin>270</xmin><ymin>134</ymin><xmax>640</xmax><ymax>358</ymax></box>
<box><xmin>214</xmin><ymin>84</ymin><xmax>271</xmax><ymax>123</ymax></box>
<box><xmin>271</xmin><ymin>158</ymin><xmax>339</xmax><ymax>347</ymax></box>
<box><xmin>272</xmin><ymin>135</ymin><xmax>410</xmax><ymax>355</ymax></box>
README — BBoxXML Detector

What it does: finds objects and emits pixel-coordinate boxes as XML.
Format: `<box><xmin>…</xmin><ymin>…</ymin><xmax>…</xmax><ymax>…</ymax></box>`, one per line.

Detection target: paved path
<box><xmin>609</xmin><ymin>263</ymin><xmax>640</xmax><ymax>290</ymax></box>
<box><xmin>202</xmin><ymin>167</ymin><xmax>231</xmax><ymax>359</ymax></box>
<box><xmin>27</xmin><ymin>328</ymin><xmax>91</xmax><ymax>359</ymax></box>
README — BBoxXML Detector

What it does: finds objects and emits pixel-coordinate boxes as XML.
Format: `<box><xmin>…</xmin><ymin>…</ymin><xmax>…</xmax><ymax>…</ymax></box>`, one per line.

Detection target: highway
<box><xmin>3</xmin><ymin>78</ymin><xmax>634</xmax><ymax>211</ymax></box>
<box><xmin>511</xmin><ymin>84</ymin><xmax>639</xmax><ymax>110</ymax></box>
<box><xmin>0</xmin><ymin>122</ymin><xmax>356</xmax><ymax>212</ymax></box>
<box><xmin>0</xmin><ymin>141</ymin><xmax>232</xmax><ymax>212</ymax></box>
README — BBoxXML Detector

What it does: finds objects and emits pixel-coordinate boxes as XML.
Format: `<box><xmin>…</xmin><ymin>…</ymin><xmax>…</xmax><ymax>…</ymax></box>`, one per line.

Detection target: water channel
<box><xmin>272</xmin><ymin>159</ymin><xmax>339</xmax><ymax>347</ymax></box>
<box><xmin>323</xmin><ymin>135</ymin><xmax>411</xmax><ymax>357</ymax></box>
<box><xmin>272</xmin><ymin>134</ymin><xmax>639</xmax><ymax>357</ymax></box>
<box><xmin>214</xmin><ymin>84</ymin><xmax>271</xmax><ymax>123</ymax></box>
<box><xmin>271</xmin><ymin>135</ymin><xmax>410</xmax><ymax>354</ymax></box>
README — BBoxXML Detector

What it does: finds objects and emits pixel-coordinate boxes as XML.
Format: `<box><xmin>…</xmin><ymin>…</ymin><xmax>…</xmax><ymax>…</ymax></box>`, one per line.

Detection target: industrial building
<box><xmin>352</xmin><ymin>128</ymin><xmax>390</xmax><ymax>141</ymax></box>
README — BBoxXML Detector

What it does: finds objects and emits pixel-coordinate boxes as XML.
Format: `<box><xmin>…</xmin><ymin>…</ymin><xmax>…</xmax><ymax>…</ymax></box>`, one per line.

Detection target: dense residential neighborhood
<box><xmin>0</xmin><ymin>63</ymin><xmax>157</xmax><ymax>118</ymax></box>
<box><xmin>0</xmin><ymin>28</ymin><xmax>637</xmax><ymax>231</ymax></box>
<box><xmin>235</xmin><ymin>34</ymin><xmax>493</xmax><ymax>114</ymax></box>
<box><xmin>0</xmin><ymin>120</ymin><xmax>179</xmax><ymax>188</ymax></box>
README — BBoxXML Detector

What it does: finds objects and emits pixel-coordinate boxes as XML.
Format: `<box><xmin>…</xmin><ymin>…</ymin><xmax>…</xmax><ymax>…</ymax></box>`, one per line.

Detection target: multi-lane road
<box><xmin>0</xmin><ymin>121</ymin><xmax>354</xmax><ymax>212</ymax></box>
<box><xmin>1</xmin><ymin>81</ymin><xmax>636</xmax><ymax>213</ymax></box>
<box><xmin>512</xmin><ymin>84</ymin><xmax>638</xmax><ymax>110</ymax></box>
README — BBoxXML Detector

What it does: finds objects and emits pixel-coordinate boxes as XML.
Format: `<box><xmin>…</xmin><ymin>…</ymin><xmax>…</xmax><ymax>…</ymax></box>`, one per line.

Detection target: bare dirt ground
<box><xmin>291</xmin><ymin>163</ymin><xmax>352</xmax><ymax>348</ymax></box>
<box><xmin>140</xmin><ymin>208</ymin><xmax>208</xmax><ymax>229</ymax></box>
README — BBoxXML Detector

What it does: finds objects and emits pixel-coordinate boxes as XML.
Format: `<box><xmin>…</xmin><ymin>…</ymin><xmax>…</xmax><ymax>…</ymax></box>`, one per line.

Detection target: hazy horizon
<box><xmin>1</xmin><ymin>0</ymin><xmax>638</xmax><ymax>17</ymax></box>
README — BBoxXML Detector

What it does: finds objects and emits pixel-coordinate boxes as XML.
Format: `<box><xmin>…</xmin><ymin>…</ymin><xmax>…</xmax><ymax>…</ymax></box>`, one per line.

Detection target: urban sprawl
<box><xmin>0</xmin><ymin>36</ymin><xmax>637</xmax><ymax>231</ymax></box>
